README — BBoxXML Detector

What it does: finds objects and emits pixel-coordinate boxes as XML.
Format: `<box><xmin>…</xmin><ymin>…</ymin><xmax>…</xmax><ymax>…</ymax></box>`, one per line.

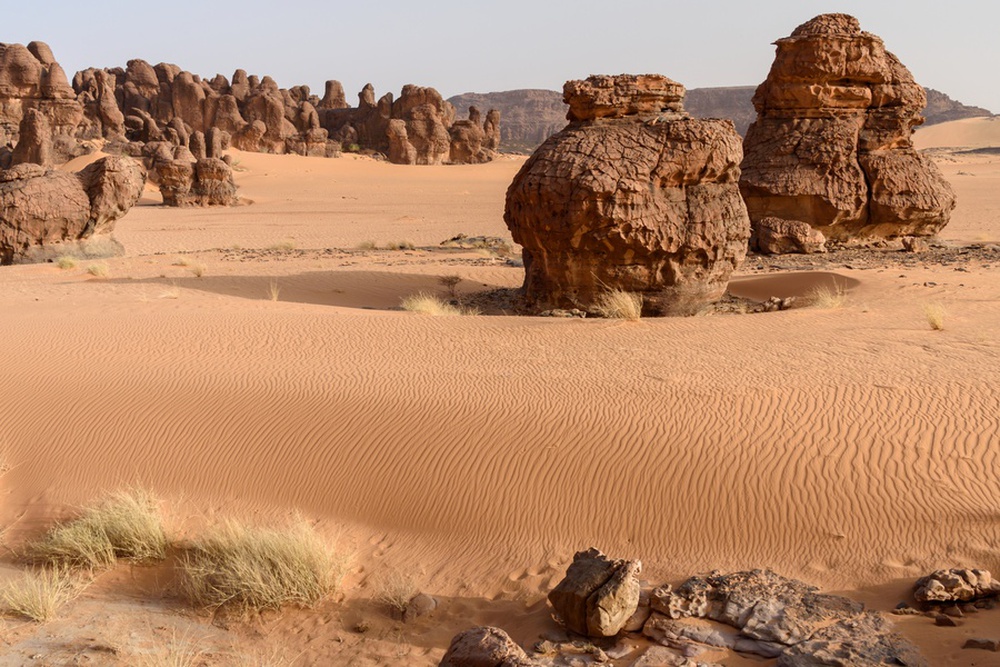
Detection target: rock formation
<box><xmin>0</xmin><ymin>155</ymin><xmax>145</xmax><ymax>264</ymax></box>
<box><xmin>548</xmin><ymin>548</ymin><xmax>642</xmax><ymax>637</ymax></box>
<box><xmin>914</xmin><ymin>569</ymin><xmax>1000</xmax><ymax>603</ymax></box>
<box><xmin>504</xmin><ymin>74</ymin><xmax>750</xmax><ymax>316</ymax></box>
<box><xmin>752</xmin><ymin>217</ymin><xmax>827</xmax><ymax>254</ymax></box>
<box><xmin>740</xmin><ymin>13</ymin><xmax>956</xmax><ymax>242</ymax></box>
<box><xmin>439</xmin><ymin>627</ymin><xmax>537</xmax><ymax>667</ymax></box>
<box><xmin>448</xmin><ymin>107</ymin><xmax>500</xmax><ymax>164</ymax></box>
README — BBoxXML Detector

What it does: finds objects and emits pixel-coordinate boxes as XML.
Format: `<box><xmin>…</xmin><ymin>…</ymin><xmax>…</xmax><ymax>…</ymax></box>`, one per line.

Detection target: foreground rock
<box><xmin>648</xmin><ymin>569</ymin><xmax>927</xmax><ymax>666</ymax></box>
<box><xmin>740</xmin><ymin>14</ymin><xmax>955</xmax><ymax>244</ymax></box>
<box><xmin>914</xmin><ymin>569</ymin><xmax>1000</xmax><ymax>603</ymax></box>
<box><xmin>439</xmin><ymin>626</ymin><xmax>537</xmax><ymax>666</ymax></box>
<box><xmin>0</xmin><ymin>155</ymin><xmax>145</xmax><ymax>263</ymax></box>
<box><xmin>504</xmin><ymin>73</ymin><xmax>750</xmax><ymax>315</ymax></box>
<box><xmin>548</xmin><ymin>548</ymin><xmax>642</xmax><ymax>637</ymax></box>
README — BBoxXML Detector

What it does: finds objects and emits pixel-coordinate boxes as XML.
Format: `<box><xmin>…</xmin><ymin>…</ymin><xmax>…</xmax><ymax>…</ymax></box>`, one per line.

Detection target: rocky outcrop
<box><xmin>0</xmin><ymin>155</ymin><xmax>145</xmax><ymax>264</ymax></box>
<box><xmin>439</xmin><ymin>627</ymin><xmax>537</xmax><ymax>667</ymax></box>
<box><xmin>914</xmin><ymin>569</ymin><xmax>1000</xmax><ymax>603</ymax></box>
<box><xmin>648</xmin><ymin>570</ymin><xmax>927</xmax><ymax>666</ymax></box>
<box><xmin>504</xmin><ymin>73</ymin><xmax>750</xmax><ymax>316</ymax></box>
<box><xmin>157</xmin><ymin>156</ymin><xmax>236</xmax><ymax>207</ymax></box>
<box><xmin>548</xmin><ymin>548</ymin><xmax>642</xmax><ymax>637</ymax></box>
<box><xmin>740</xmin><ymin>13</ymin><xmax>956</xmax><ymax>242</ymax></box>
<box><xmin>449</xmin><ymin>107</ymin><xmax>500</xmax><ymax>164</ymax></box>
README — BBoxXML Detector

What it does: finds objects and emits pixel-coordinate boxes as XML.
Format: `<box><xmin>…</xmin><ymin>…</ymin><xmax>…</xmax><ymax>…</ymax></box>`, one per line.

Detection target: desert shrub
<box><xmin>807</xmin><ymin>283</ymin><xmax>847</xmax><ymax>309</ymax></box>
<box><xmin>28</xmin><ymin>489</ymin><xmax>167</xmax><ymax>569</ymax></box>
<box><xmin>86</xmin><ymin>263</ymin><xmax>109</xmax><ymax>278</ymax></box>
<box><xmin>925</xmin><ymin>303</ymin><xmax>946</xmax><ymax>330</ymax></box>
<box><xmin>372</xmin><ymin>567</ymin><xmax>418</xmax><ymax>615</ymax></box>
<box><xmin>594</xmin><ymin>289</ymin><xmax>643</xmax><ymax>320</ymax></box>
<box><xmin>56</xmin><ymin>256</ymin><xmax>77</xmax><ymax>270</ymax></box>
<box><xmin>267</xmin><ymin>280</ymin><xmax>280</xmax><ymax>302</ymax></box>
<box><xmin>178</xmin><ymin>520</ymin><xmax>345</xmax><ymax>612</ymax></box>
<box><xmin>400</xmin><ymin>292</ymin><xmax>478</xmax><ymax>316</ymax></box>
<box><xmin>1</xmin><ymin>567</ymin><xmax>83</xmax><ymax>621</ymax></box>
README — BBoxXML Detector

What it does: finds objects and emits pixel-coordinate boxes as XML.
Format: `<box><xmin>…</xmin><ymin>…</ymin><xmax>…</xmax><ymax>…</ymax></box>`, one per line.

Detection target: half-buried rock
<box><xmin>504</xmin><ymin>74</ymin><xmax>750</xmax><ymax>316</ymax></box>
<box><xmin>0</xmin><ymin>155</ymin><xmax>145</xmax><ymax>264</ymax></box>
<box><xmin>740</xmin><ymin>14</ymin><xmax>956</xmax><ymax>243</ymax></box>
<box><xmin>548</xmin><ymin>547</ymin><xmax>641</xmax><ymax>637</ymax></box>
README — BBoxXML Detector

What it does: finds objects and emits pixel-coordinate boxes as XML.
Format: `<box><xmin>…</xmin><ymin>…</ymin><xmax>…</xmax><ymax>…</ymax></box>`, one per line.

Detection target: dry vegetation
<box><xmin>807</xmin><ymin>283</ymin><xmax>848</xmax><ymax>309</ymax></box>
<box><xmin>401</xmin><ymin>292</ymin><xmax>479</xmax><ymax>316</ymax></box>
<box><xmin>27</xmin><ymin>489</ymin><xmax>167</xmax><ymax>569</ymax></box>
<box><xmin>371</xmin><ymin>567</ymin><xmax>418</xmax><ymax>615</ymax></box>
<box><xmin>267</xmin><ymin>280</ymin><xmax>281</xmax><ymax>302</ymax></box>
<box><xmin>178</xmin><ymin>519</ymin><xmax>345</xmax><ymax>613</ymax></box>
<box><xmin>86</xmin><ymin>263</ymin><xmax>109</xmax><ymax>278</ymax></box>
<box><xmin>1</xmin><ymin>567</ymin><xmax>84</xmax><ymax>622</ymax></box>
<box><xmin>594</xmin><ymin>289</ymin><xmax>643</xmax><ymax>320</ymax></box>
<box><xmin>56</xmin><ymin>256</ymin><xmax>77</xmax><ymax>270</ymax></box>
<box><xmin>924</xmin><ymin>302</ymin><xmax>946</xmax><ymax>330</ymax></box>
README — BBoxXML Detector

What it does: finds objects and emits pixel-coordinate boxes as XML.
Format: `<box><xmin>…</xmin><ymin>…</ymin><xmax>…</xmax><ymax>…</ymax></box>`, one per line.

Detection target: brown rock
<box><xmin>191</xmin><ymin>158</ymin><xmax>237</xmax><ymax>206</ymax></box>
<box><xmin>189</xmin><ymin>131</ymin><xmax>207</xmax><ymax>160</ymax></box>
<box><xmin>752</xmin><ymin>217</ymin><xmax>827</xmax><ymax>254</ymax></box>
<box><xmin>914</xmin><ymin>569</ymin><xmax>1000</xmax><ymax>603</ymax></box>
<box><xmin>387</xmin><ymin>119</ymin><xmax>416</xmax><ymax>165</ymax></box>
<box><xmin>740</xmin><ymin>14</ymin><xmax>956</xmax><ymax>243</ymax></box>
<box><xmin>547</xmin><ymin>548</ymin><xmax>642</xmax><ymax>637</ymax></box>
<box><xmin>964</xmin><ymin>638</ymin><xmax>1000</xmax><ymax>652</ymax></box>
<box><xmin>319</xmin><ymin>80</ymin><xmax>348</xmax><ymax>109</ymax></box>
<box><xmin>93</xmin><ymin>69</ymin><xmax>125</xmax><ymax>138</ymax></box>
<box><xmin>505</xmin><ymin>74</ymin><xmax>749</xmax><ymax>315</ymax></box>
<box><xmin>232</xmin><ymin>120</ymin><xmax>266</xmax><ymax>152</ymax></box>
<box><xmin>483</xmin><ymin>109</ymin><xmax>501</xmax><ymax>151</ymax></box>
<box><xmin>156</xmin><ymin>159</ymin><xmax>194</xmax><ymax>206</ymax></box>
<box><xmin>439</xmin><ymin>626</ymin><xmax>537</xmax><ymax>667</ymax></box>
<box><xmin>11</xmin><ymin>108</ymin><xmax>52</xmax><ymax>167</ymax></box>
<box><xmin>564</xmin><ymin>74</ymin><xmax>685</xmax><ymax>122</ymax></box>
<box><xmin>76</xmin><ymin>155</ymin><xmax>146</xmax><ymax>232</ymax></box>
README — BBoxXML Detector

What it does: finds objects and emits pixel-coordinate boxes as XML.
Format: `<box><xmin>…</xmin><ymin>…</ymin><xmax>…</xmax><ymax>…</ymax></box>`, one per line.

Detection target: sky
<box><xmin>4</xmin><ymin>1</ymin><xmax>998</xmax><ymax>112</ymax></box>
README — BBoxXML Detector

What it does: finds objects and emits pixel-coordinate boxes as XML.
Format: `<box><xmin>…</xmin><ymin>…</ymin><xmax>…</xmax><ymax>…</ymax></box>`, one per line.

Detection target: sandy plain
<box><xmin>0</xmin><ymin>119</ymin><xmax>997</xmax><ymax>665</ymax></box>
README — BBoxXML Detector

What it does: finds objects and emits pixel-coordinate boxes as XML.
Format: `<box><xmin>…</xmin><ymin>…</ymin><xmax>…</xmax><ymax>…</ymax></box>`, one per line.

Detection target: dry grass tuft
<box><xmin>594</xmin><ymin>289</ymin><xmax>643</xmax><ymax>320</ymax></box>
<box><xmin>86</xmin><ymin>263</ymin><xmax>109</xmax><ymax>278</ymax></box>
<box><xmin>400</xmin><ymin>292</ymin><xmax>478</xmax><ymax>316</ymax></box>
<box><xmin>189</xmin><ymin>263</ymin><xmax>205</xmax><ymax>278</ymax></box>
<box><xmin>438</xmin><ymin>274</ymin><xmax>462</xmax><ymax>299</ymax></box>
<box><xmin>268</xmin><ymin>240</ymin><xmax>296</xmax><ymax>252</ymax></box>
<box><xmin>356</xmin><ymin>240</ymin><xmax>379</xmax><ymax>251</ymax></box>
<box><xmin>28</xmin><ymin>489</ymin><xmax>167</xmax><ymax>570</ymax></box>
<box><xmin>807</xmin><ymin>283</ymin><xmax>847</xmax><ymax>309</ymax></box>
<box><xmin>2</xmin><ymin>567</ymin><xmax>84</xmax><ymax>622</ymax></box>
<box><xmin>386</xmin><ymin>240</ymin><xmax>415</xmax><ymax>251</ymax></box>
<box><xmin>267</xmin><ymin>280</ymin><xmax>281</xmax><ymax>302</ymax></box>
<box><xmin>56</xmin><ymin>256</ymin><xmax>77</xmax><ymax>270</ymax></box>
<box><xmin>372</xmin><ymin>568</ymin><xmax>418</xmax><ymax>615</ymax></box>
<box><xmin>178</xmin><ymin>520</ymin><xmax>345</xmax><ymax>613</ymax></box>
<box><xmin>924</xmin><ymin>303</ymin><xmax>946</xmax><ymax>331</ymax></box>
<box><xmin>134</xmin><ymin>631</ymin><xmax>205</xmax><ymax>667</ymax></box>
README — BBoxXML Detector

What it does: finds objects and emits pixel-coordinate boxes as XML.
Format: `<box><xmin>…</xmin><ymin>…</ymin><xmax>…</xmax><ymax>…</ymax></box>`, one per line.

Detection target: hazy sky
<box><xmin>5</xmin><ymin>1</ymin><xmax>998</xmax><ymax>112</ymax></box>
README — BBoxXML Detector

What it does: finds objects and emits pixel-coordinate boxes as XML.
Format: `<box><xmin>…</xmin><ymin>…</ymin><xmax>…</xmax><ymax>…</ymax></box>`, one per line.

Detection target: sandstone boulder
<box><xmin>157</xmin><ymin>156</ymin><xmax>237</xmax><ymax>207</ymax></box>
<box><xmin>0</xmin><ymin>156</ymin><xmax>144</xmax><ymax>263</ymax></box>
<box><xmin>504</xmin><ymin>74</ymin><xmax>750</xmax><ymax>315</ymax></box>
<box><xmin>914</xmin><ymin>569</ymin><xmax>1000</xmax><ymax>603</ymax></box>
<box><xmin>752</xmin><ymin>217</ymin><xmax>827</xmax><ymax>254</ymax></box>
<box><xmin>439</xmin><ymin>626</ymin><xmax>537</xmax><ymax>667</ymax></box>
<box><xmin>740</xmin><ymin>14</ymin><xmax>955</xmax><ymax>243</ymax></box>
<box><xmin>548</xmin><ymin>547</ymin><xmax>641</xmax><ymax>637</ymax></box>
<box><xmin>11</xmin><ymin>108</ymin><xmax>52</xmax><ymax>167</ymax></box>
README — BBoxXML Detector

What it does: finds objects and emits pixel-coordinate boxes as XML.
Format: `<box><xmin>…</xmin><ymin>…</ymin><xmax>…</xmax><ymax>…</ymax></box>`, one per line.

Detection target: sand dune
<box><xmin>1</xmin><ymin>149</ymin><xmax>999</xmax><ymax>664</ymax></box>
<box><xmin>915</xmin><ymin>116</ymin><xmax>1000</xmax><ymax>150</ymax></box>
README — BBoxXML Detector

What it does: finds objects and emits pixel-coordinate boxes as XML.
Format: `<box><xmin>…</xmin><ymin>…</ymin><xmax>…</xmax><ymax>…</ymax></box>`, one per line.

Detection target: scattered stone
<box><xmin>902</xmin><ymin>236</ymin><xmax>928</xmax><ymax>253</ymax></box>
<box><xmin>740</xmin><ymin>14</ymin><xmax>956</xmax><ymax>244</ymax></box>
<box><xmin>505</xmin><ymin>73</ymin><xmax>750</xmax><ymax>316</ymax></box>
<box><xmin>914</xmin><ymin>569</ymin><xmax>1000</xmax><ymax>603</ymax></box>
<box><xmin>934</xmin><ymin>613</ymin><xmax>958</xmax><ymax>627</ymax></box>
<box><xmin>963</xmin><ymin>638</ymin><xmax>1000</xmax><ymax>652</ymax></box>
<box><xmin>403</xmin><ymin>593</ymin><xmax>438</xmax><ymax>622</ymax></box>
<box><xmin>548</xmin><ymin>547</ymin><xmax>641</xmax><ymax>637</ymax></box>
<box><xmin>439</xmin><ymin>626</ymin><xmax>537</xmax><ymax>667</ymax></box>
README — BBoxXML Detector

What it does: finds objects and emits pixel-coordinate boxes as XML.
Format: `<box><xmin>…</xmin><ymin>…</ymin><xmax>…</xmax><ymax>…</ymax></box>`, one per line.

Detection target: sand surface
<box><xmin>0</xmin><ymin>125</ymin><xmax>998</xmax><ymax>664</ymax></box>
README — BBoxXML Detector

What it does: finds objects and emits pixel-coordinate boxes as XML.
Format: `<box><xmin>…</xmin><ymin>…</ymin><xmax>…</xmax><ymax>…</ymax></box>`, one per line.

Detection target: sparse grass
<box><xmin>385</xmin><ymin>240</ymin><xmax>415</xmax><ymax>251</ymax></box>
<box><xmin>2</xmin><ymin>567</ymin><xmax>83</xmax><ymax>622</ymax></box>
<box><xmin>400</xmin><ymin>292</ymin><xmax>478</xmax><ymax>316</ymax></box>
<box><xmin>268</xmin><ymin>240</ymin><xmax>296</xmax><ymax>252</ymax></box>
<box><xmin>86</xmin><ymin>263</ymin><xmax>109</xmax><ymax>278</ymax></box>
<box><xmin>189</xmin><ymin>263</ymin><xmax>205</xmax><ymax>278</ymax></box>
<box><xmin>925</xmin><ymin>303</ymin><xmax>946</xmax><ymax>331</ymax></box>
<box><xmin>134</xmin><ymin>631</ymin><xmax>205</xmax><ymax>667</ymax></box>
<box><xmin>159</xmin><ymin>286</ymin><xmax>180</xmax><ymax>299</ymax></box>
<box><xmin>27</xmin><ymin>489</ymin><xmax>167</xmax><ymax>570</ymax></box>
<box><xmin>56</xmin><ymin>255</ymin><xmax>77</xmax><ymax>270</ymax></box>
<box><xmin>178</xmin><ymin>520</ymin><xmax>345</xmax><ymax>613</ymax></box>
<box><xmin>372</xmin><ymin>568</ymin><xmax>418</xmax><ymax>615</ymax></box>
<box><xmin>172</xmin><ymin>258</ymin><xmax>190</xmax><ymax>267</ymax></box>
<box><xmin>356</xmin><ymin>240</ymin><xmax>379</xmax><ymax>251</ymax></box>
<box><xmin>807</xmin><ymin>283</ymin><xmax>848</xmax><ymax>309</ymax></box>
<box><xmin>594</xmin><ymin>289</ymin><xmax>643</xmax><ymax>321</ymax></box>
<box><xmin>267</xmin><ymin>280</ymin><xmax>280</xmax><ymax>302</ymax></box>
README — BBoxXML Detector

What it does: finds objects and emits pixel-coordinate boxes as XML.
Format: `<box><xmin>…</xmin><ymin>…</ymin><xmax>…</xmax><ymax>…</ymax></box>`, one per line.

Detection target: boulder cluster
<box><xmin>740</xmin><ymin>13</ymin><xmax>956</xmax><ymax>243</ymax></box>
<box><xmin>0</xmin><ymin>155</ymin><xmax>145</xmax><ymax>264</ymax></box>
<box><xmin>442</xmin><ymin>549</ymin><xmax>1000</xmax><ymax>666</ymax></box>
<box><xmin>504</xmin><ymin>74</ymin><xmax>750</xmax><ymax>316</ymax></box>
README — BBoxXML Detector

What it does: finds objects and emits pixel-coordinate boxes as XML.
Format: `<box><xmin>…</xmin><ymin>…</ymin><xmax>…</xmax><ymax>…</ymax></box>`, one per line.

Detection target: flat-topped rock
<box><xmin>564</xmin><ymin>74</ymin><xmax>686</xmax><ymax>121</ymax></box>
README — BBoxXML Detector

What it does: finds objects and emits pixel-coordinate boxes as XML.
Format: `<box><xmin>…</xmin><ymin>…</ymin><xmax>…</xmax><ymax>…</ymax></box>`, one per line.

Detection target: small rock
<box><xmin>963</xmin><ymin>638</ymin><xmax>1000</xmax><ymax>652</ymax></box>
<box><xmin>403</xmin><ymin>593</ymin><xmax>438</xmax><ymax>622</ymax></box>
<box><xmin>902</xmin><ymin>237</ymin><xmax>928</xmax><ymax>253</ymax></box>
<box><xmin>934</xmin><ymin>613</ymin><xmax>958</xmax><ymax>627</ymax></box>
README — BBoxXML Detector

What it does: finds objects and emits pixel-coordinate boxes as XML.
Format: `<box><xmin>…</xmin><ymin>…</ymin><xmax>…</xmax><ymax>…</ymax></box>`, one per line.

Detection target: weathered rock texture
<box><xmin>548</xmin><ymin>548</ymin><xmax>642</xmax><ymax>637</ymax></box>
<box><xmin>914</xmin><ymin>569</ymin><xmax>1000</xmax><ymax>603</ymax></box>
<box><xmin>439</xmin><ymin>626</ymin><xmax>537</xmax><ymax>667</ymax></box>
<box><xmin>0</xmin><ymin>155</ymin><xmax>145</xmax><ymax>264</ymax></box>
<box><xmin>648</xmin><ymin>570</ymin><xmax>927</xmax><ymax>666</ymax></box>
<box><xmin>752</xmin><ymin>217</ymin><xmax>827</xmax><ymax>254</ymax></box>
<box><xmin>504</xmin><ymin>74</ymin><xmax>750</xmax><ymax>316</ymax></box>
<box><xmin>740</xmin><ymin>13</ymin><xmax>956</xmax><ymax>242</ymax></box>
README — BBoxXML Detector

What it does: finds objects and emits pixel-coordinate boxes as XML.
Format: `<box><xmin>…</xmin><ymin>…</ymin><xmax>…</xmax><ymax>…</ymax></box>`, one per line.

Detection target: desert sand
<box><xmin>0</xmin><ymin>118</ymin><xmax>998</xmax><ymax>665</ymax></box>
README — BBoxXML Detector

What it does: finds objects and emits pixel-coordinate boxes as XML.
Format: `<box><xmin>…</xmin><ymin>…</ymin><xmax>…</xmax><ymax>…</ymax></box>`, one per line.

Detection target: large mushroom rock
<box><xmin>647</xmin><ymin>570</ymin><xmax>927</xmax><ymax>666</ymax></box>
<box><xmin>740</xmin><ymin>13</ymin><xmax>955</xmax><ymax>242</ymax></box>
<box><xmin>504</xmin><ymin>73</ymin><xmax>750</xmax><ymax>316</ymax></box>
<box><xmin>0</xmin><ymin>156</ymin><xmax>145</xmax><ymax>264</ymax></box>
<box><xmin>548</xmin><ymin>548</ymin><xmax>642</xmax><ymax>637</ymax></box>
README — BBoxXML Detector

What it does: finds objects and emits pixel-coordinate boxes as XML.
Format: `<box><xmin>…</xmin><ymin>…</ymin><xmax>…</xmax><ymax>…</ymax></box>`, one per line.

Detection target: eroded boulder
<box><xmin>439</xmin><ymin>626</ymin><xmax>537</xmax><ymax>667</ymax></box>
<box><xmin>752</xmin><ymin>217</ymin><xmax>827</xmax><ymax>254</ymax></box>
<box><xmin>548</xmin><ymin>547</ymin><xmax>641</xmax><ymax>637</ymax></box>
<box><xmin>504</xmin><ymin>74</ymin><xmax>750</xmax><ymax>315</ymax></box>
<box><xmin>914</xmin><ymin>569</ymin><xmax>1000</xmax><ymax>603</ymax></box>
<box><xmin>740</xmin><ymin>14</ymin><xmax>955</xmax><ymax>243</ymax></box>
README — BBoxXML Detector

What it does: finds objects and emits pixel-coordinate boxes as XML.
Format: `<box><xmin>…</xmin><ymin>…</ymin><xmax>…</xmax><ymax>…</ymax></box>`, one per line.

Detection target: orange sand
<box><xmin>0</xmin><ymin>125</ymin><xmax>998</xmax><ymax>664</ymax></box>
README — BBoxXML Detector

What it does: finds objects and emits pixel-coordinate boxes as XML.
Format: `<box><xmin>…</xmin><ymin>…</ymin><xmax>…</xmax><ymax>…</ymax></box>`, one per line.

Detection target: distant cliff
<box><xmin>449</xmin><ymin>86</ymin><xmax>992</xmax><ymax>153</ymax></box>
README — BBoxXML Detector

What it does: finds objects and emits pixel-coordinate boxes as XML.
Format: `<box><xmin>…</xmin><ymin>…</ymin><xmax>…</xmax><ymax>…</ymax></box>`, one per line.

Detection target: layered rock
<box><xmin>504</xmin><ymin>74</ymin><xmax>750</xmax><ymax>316</ymax></box>
<box><xmin>740</xmin><ymin>13</ymin><xmax>956</xmax><ymax>242</ymax></box>
<box><xmin>548</xmin><ymin>548</ymin><xmax>642</xmax><ymax>637</ymax></box>
<box><xmin>0</xmin><ymin>155</ymin><xmax>145</xmax><ymax>263</ymax></box>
